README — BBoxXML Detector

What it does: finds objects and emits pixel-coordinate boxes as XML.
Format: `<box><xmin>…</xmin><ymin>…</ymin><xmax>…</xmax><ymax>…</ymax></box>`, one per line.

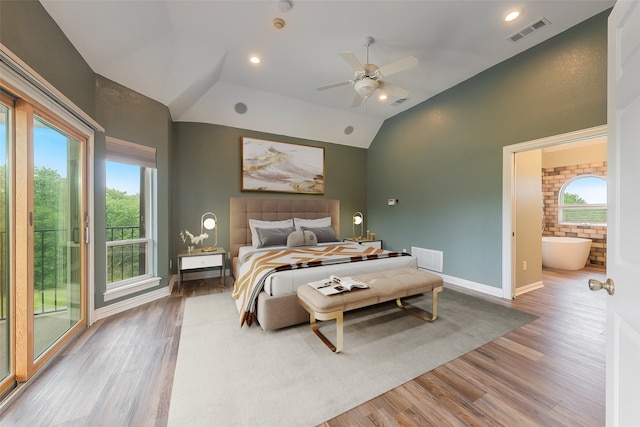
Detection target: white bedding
<box><xmin>237</xmin><ymin>242</ymin><xmax>418</xmax><ymax>297</ymax></box>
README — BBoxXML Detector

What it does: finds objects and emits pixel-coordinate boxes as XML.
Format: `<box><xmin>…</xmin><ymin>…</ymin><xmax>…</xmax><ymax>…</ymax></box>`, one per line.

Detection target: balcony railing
<box><xmin>33</xmin><ymin>227</ymin><xmax>69</xmax><ymax>315</ymax></box>
<box><xmin>0</xmin><ymin>226</ymin><xmax>142</xmax><ymax>319</ymax></box>
<box><xmin>106</xmin><ymin>225</ymin><xmax>146</xmax><ymax>284</ymax></box>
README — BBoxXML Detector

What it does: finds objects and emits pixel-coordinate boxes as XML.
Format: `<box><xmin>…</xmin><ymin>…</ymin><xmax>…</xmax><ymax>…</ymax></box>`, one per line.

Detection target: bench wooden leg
<box><xmin>396</xmin><ymin>285</ymin><xmax>443</xmax><ymax>322</ymax></box>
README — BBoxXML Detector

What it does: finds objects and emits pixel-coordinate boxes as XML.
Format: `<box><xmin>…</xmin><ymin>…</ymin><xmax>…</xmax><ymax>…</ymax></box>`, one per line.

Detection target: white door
<box><xmin>605</xmin><ymin>2</ymin><xmax>640</xmax><ymax>425</ymax></box>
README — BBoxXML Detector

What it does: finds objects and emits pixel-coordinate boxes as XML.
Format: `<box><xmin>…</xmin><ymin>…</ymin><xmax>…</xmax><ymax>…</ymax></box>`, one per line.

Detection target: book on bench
<box><xmin>308</xmin><ymin>275</ymin><xmax>369</xmax><ymax>296</ymax></box>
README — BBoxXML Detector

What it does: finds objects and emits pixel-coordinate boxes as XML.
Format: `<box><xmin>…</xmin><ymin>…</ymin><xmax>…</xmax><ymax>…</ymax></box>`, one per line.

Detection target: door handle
<box><xmin>588</xmin><ymin>278</ymin><xmax>615</xmax><ymax>296</ymax></box>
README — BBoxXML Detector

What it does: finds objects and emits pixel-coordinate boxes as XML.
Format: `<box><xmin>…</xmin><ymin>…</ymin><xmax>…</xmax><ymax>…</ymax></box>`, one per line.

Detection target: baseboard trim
<box><xmin>515</xmin><ymin>281</ymin><xmax>544</xmax><ymax>296</ymax></box>
<box><xmin>421</xmin><ymin>269</ymin><xmax>505</xmax><ymax>299</ymax></box>
<box><xmin>94</xmin><ymin>286</ymin><xmax>171</xmax><ymax>321</ymax></box>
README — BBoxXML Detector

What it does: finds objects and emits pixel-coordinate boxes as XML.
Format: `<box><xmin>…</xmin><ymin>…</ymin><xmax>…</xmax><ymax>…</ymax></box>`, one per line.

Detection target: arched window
<box><xmin>558</xmin><ymin>175</ymin><xmax>607</xmax><ymax>225</ymax></box>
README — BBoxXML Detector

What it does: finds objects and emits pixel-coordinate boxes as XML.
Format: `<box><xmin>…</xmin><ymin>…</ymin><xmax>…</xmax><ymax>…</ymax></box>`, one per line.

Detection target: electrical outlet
<box><xmin>522</xmin><ymin>261</ymin><xmax>527</xmax><ymax>271</ymax></box>
<box><xmin>388</xmin><ymin>198</ymin><xmax>396</xmax><ymax>206</ymax></box>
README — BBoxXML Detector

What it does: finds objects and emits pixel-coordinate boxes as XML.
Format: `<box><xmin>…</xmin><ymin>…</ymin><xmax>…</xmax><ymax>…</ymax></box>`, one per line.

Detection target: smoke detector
<box><xmin>273</xmin><ymin>17</ymin><xmax>285</xmax><ymax>29</ymax></box>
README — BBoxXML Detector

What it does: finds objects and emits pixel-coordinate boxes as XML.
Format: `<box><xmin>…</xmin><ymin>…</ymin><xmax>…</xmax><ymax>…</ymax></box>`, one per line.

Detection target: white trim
<box><xmin>87</xmin><ymin>135</ymin><xmax>96</xmax><ymax>326</ymax></box>
<box><xmin>103</xmin><ymin>276</ymin><xmax>162</xmax><ymax>302</ymax></box>
<box><xmin>502</xmin><ymin>125</ymin><xmax>608</xmax><ymax>299</ymax></box>
<box><xmin>105</xmin><ymin>135</ymin><xmax>156</xmax><ymax>169</ymax></box>
<box><xmin>95</xmin><ymin>286</ymin><xmax>170</xmax><ymax>321</ymax></box>
<box><xmin>558</xmin><ymin>174</ymin><xmax>607</xmax><ymax>226</ymax></box>
<box><xmin>419</xmin><ymin>268</ymin><xmax>505</xmax><ymax>298</ymax></box>
<box><xmin>105</xmin><ymin>237</ymin><xmax>150</xmax><ymax>247</ymax></box>
<box><xmin>514</xmin><ymin>281</ymin><xmax>544</xmax><ymax>296</ymax></box>
<box><xmin>0</xmin><ymin>43</ymin><xmax>104</xmax><ymax>132</ymax></box>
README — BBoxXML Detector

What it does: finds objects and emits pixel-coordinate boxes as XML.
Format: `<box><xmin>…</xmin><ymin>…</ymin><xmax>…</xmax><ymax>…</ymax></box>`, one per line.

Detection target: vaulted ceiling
<box><xmin>40</xmin><ymin>0</ymin><xmax>614</xmax><ymax>148</ymax></box>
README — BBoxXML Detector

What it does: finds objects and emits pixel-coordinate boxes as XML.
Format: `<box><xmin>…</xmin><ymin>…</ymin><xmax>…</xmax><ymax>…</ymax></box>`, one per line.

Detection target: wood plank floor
<box><xmin>0</xmin><ymin>268</ymin><xmax>606</xmax><ymax>426</ymax></box>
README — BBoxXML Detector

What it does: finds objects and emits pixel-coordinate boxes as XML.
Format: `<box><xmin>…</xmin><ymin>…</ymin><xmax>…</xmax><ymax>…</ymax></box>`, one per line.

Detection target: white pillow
<box><xmin>294</xmin><ymin>216</ymin><xmax>331</xmax><ymax>231</ymax></box>
<box><xmin>249</xmin><ymin>218</ymin><xmax>293</xmax><ymax>247</ymax></box>
<box><xmin>287</xmin><ymin>230</ymin><xmax>318</xmax><ymax>247</ymax></box>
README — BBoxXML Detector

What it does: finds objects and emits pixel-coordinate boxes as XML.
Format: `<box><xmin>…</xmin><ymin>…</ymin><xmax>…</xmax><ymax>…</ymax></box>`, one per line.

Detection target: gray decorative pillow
<box><xmin>255</xmin><ymin>226</ymin><xmax>295</xmax><ymax>248</ymax></box>
<box><xmin>300</xmin><ymin>226</ymin><xmax>337</xmax><ymax>243</ymax></box>
<box><xmin>287</xmin><ymin>230</ymin><xmax>317</xmax><ymax>247</ymax></box>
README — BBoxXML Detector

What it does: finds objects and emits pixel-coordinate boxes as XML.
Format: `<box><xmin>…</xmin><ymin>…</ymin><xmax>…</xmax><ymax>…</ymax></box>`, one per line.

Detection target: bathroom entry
<box><xmin>502</xmin><ymin>125</ymin><xmax>608</xmax><ymax>299</ymax></box>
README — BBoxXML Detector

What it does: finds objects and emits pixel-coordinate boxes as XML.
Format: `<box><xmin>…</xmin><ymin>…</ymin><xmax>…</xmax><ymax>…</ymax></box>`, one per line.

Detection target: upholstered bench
<box><xmin>296</xmin><ymin>267</ymin><xmax>444</xmax><ymax>353</ymax></box>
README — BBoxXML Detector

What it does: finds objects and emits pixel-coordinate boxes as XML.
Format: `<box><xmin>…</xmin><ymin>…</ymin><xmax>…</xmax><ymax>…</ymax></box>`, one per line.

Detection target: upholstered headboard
<box><xmin>229</xmin><ymin>197</ymin><xmax>340</xmax><ymax>259</ymax></box>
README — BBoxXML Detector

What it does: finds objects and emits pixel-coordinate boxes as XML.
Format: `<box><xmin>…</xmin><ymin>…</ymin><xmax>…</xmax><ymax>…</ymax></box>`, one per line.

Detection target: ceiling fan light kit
<box><xmin>354</xmin><ymin>78</ymin><xmax>379</xmax><ymax>98</ymax></box>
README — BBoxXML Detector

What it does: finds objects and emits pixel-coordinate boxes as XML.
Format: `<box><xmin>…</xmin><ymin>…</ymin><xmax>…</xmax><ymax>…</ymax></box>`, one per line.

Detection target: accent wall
<box><xmin>367</xmin><ymin>10</ymin><xmax>609</xmax><ymax>290</ymax></box>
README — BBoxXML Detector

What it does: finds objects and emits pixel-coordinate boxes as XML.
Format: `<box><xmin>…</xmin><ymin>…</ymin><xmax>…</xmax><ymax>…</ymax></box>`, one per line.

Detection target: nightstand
<box><xmin>177</xmin><ymin>247</ymin><xmax>226</xmax><ymax>291</ymax></box>
<box><xmin>343</xmin><ymin>238</ymin><xmax>382</xmax><ymax>249</ymax></box>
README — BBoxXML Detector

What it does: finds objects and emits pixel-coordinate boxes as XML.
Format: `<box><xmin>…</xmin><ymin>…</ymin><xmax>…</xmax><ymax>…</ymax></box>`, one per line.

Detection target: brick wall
<box><xmin>542</xmin><ymin>162</ymin><xmax>607</xmax><ymax>268</ymax></box>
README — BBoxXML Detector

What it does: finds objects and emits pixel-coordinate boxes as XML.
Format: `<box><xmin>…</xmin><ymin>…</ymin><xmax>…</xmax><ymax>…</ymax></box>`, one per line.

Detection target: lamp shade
<box><xmin>200</xmin><ymin>212</ymin><xmax>218</xmax><ymax>251</ymax></box>
<box><xmin>354</xmin><ymin>78</ymin><xmax>379</xmax><ymax>99</ymax></box>
<box><xmin>352</xmin><ymin>211</ymin><xmax>364</xmax><ymax>239</ymax></box>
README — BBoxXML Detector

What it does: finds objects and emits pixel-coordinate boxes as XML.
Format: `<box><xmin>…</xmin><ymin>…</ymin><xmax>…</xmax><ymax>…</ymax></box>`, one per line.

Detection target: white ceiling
<box><xmin>40</xmin><ymin>0</ymin><xmax>614</xmax><ymax>148</ymax></box>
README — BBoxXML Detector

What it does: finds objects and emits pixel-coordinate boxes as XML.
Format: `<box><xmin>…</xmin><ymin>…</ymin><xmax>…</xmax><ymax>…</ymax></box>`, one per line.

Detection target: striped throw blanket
<box><xmin>232</xmin><ymin>244</ymin><xmax>406</xmax><ymax>327</ymax></box>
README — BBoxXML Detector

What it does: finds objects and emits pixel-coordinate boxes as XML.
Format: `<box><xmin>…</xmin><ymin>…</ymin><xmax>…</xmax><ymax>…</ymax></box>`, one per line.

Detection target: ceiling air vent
<box><xmin>390</xmin><ymin>98</ymin><xmax>407</xmax><ymax>107</ymax></box>
<box><xmin>508</xmin><ymin>17</ymin><xmax>551</xmax><ymax>42</ymax></box>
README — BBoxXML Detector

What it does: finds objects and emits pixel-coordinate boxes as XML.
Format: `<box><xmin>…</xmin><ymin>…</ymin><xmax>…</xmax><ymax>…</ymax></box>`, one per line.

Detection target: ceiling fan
<box><xmin>317</xmin><ymin>36</ymin><xmax>418</xmax><ymax>108</ymax></box>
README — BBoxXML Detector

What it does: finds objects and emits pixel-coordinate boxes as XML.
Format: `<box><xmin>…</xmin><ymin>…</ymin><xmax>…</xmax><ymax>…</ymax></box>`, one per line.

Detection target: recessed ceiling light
<box><xmin>378</xmin><ymin>94</ymin><xmax>388</xmax><ymax>101</ymax></box>
<box><xmin>250</xmin><ymin>56</ymin><xmax>261</xmax><ymax>64</ymax></box>
<box><xmin>505</xmin><ymin>10</ymin><xmax>520</xmax><ymax>22</ymax></box>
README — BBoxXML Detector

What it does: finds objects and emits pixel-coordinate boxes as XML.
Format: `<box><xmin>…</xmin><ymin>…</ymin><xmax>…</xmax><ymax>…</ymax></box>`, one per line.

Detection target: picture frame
<box><xmin>241</xmin><ymin>137</ymin><xmax>325</xmax><ymax>194</ymax></box>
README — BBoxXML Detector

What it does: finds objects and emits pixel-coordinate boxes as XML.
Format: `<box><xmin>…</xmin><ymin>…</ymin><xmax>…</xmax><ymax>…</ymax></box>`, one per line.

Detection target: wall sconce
<box><xmin>201</xmin><ymin>212</ymin><xmax>218</xmax><ymax>252</ymax></box>
<box><xmin>352</xmin><ymin>211</ymin><xmax>364</xmax><ymax>240</ymax></box>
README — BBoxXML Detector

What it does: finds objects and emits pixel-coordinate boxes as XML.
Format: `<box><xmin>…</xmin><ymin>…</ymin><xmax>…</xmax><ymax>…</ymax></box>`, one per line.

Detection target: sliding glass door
<box><xmin>32</xmin><ymin>116</ymin><xmax>84</xmax><ymax>360</ymax></box>
<box><xmin>0</xmin><ymin>89</ymin><xmax>88</xmax><ymax>393</ymax></box>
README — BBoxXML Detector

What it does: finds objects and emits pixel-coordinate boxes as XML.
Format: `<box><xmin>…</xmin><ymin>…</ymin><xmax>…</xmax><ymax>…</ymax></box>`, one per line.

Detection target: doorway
<box><xmin>502</xmin><ymin>125</ymin><xmax>607</xmax><ymax>299</ymax></box>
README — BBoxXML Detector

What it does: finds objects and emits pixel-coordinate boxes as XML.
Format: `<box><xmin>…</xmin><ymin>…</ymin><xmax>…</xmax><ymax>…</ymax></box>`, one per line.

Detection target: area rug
<box><xmin>168</xmin><ymin>288</ymin><xmax>537</xmax><ymax>426</ymax></box>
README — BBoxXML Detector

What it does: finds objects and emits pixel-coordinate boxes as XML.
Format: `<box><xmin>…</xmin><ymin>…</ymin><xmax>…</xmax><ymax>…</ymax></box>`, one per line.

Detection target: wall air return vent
<box><xmin>508</xmin><ymin>17</ymin><xmax>551</xmax><ymax>42</ymax></box>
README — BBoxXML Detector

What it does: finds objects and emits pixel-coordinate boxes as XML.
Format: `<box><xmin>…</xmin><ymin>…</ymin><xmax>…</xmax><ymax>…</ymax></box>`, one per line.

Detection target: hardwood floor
<box><xmin>323</xmin><ymin>267</ymin><xmax>607</xmax><ymax>427</ymax></box>
<box><xmin>0</xmin><ymin>268</ymin><xmax>606</xmax><ymax>426</ymax></box>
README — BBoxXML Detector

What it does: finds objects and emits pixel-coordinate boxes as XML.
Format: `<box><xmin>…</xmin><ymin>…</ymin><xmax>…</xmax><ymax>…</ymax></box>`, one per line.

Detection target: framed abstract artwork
<box><xmin>241</xmin><ymin>137</ymin><xmax>325</xmax><ymax>194</ymax></box>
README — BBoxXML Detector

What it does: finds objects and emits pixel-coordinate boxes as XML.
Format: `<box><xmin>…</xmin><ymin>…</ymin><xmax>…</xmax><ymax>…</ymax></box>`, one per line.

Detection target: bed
<box><xmin>229</xmin><ymin>197</ymin><xmax>418</xmax><ymax>330</ymax></box>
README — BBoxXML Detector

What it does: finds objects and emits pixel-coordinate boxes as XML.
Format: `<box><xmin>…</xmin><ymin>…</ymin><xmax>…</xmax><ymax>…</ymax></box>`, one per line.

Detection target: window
<box><xmin>558</xmin><ymin>175</ymin><xmax>607</xmax><ymax>225</ymax></box>
<box><xmin>104</xmin><ymin>137</ymin><xmax>158</xmax><ymax>300</ymax></box>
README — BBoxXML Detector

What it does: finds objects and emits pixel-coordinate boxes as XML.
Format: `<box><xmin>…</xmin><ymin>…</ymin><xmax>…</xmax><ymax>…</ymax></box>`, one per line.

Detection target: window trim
<box><xmin>104</xmin><ymin>142</ymin><xmax>158</xmax><ymax>300</ymax></box>
<box><xmin>558</xmin><ymin>174</ymin><xmax>607</xmax><ymax>226</ymax></box>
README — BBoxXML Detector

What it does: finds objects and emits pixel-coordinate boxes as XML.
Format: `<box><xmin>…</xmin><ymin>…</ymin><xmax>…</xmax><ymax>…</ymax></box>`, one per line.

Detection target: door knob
<box><xmin>588</xmin><ymin>278</ymin><xmax>615</xmax><ymax>296</ymax></box>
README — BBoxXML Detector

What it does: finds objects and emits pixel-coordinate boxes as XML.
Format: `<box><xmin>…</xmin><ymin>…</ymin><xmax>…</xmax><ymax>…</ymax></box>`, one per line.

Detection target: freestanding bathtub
<box><xmin>542</xmin><ymin>236</ymin><xmax>593</xmax><ymax>270</ymax></box>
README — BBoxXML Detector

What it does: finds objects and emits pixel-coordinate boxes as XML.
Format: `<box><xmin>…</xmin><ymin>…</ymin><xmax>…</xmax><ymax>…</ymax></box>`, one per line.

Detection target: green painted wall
<box><xmin>95</xmin><ymin>76</ymin><xmax>173</xmax><ymax>305</ymax></box>
<box><xmin>1</xmin><ymin>1</ymin><xmax>173</xmax><ymax>308</ymax></box>
<box><xmin>172</xmin><ymin>123</ymin><xmax>368</xmax><ymax>263</ymax></box>
<box><xmin>367</xmin><ymin>11</ymin><xmax>609</xmax><ymax>288</ymax></box>
<box><xmin>0</xmin><ymin>0</ymin><xmax>95</xmax><ymax>117</ymax></box>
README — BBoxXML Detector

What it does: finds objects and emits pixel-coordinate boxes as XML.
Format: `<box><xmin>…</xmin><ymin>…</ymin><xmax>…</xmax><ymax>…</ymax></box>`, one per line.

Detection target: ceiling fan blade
<box><xmin>317</xmin><ymin>81</ymin><xmax>352</xmax><ymax>91</ymax></box>
<box><xmin>378</xmin><ymin>81</ymin><xmax>409</xmax><ymax>100</ymax></box>
<box><xmin>351</xmin><ymin>93</ymin><xmax>363</xmax><ymax>108</ymax></box>
<box><xmin>376</xmin><ymin>55</ymin><xmax>418</xmax><ymax>78</ymax></box>
<box><xmin>340</xmin><ymin>52</ymin><xmax>364</xmax><ymax>72</ymax></box>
